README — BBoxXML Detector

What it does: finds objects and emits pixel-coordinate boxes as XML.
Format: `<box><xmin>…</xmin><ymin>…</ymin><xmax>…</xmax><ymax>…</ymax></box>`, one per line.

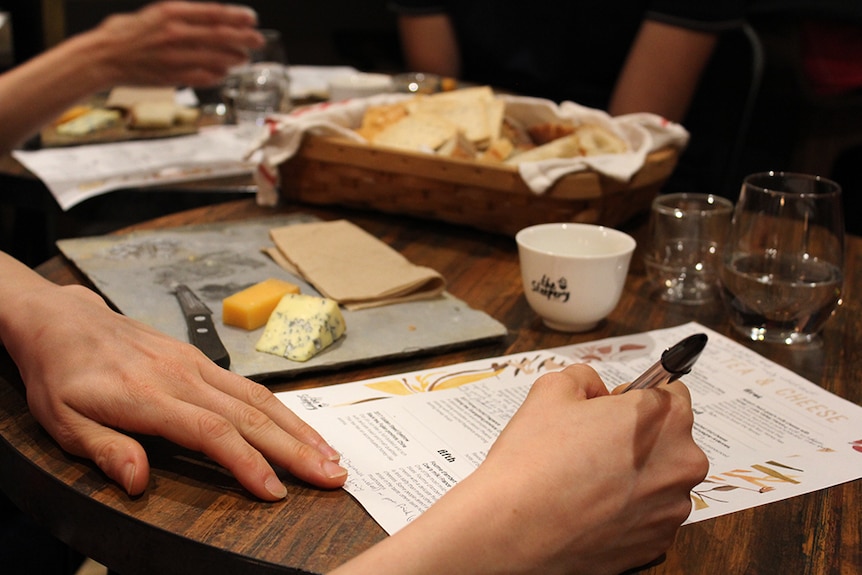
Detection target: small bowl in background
<box><xmin>328</xmin><ymin>73</ymin><xmax>394</xmax><ymax>101</ymax></box>
<box><xmin>516</xmin><ymin>223</ymin><xmax>636</xmax><ymax>332</ymax></box>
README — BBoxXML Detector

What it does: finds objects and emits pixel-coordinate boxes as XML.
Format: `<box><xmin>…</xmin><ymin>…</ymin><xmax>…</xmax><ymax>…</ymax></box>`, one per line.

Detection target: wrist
<box><xmin>54</xmin><ymin>30</ymin><xmax>120</xmax><ymax>94</ymax></box>
<box><xmin>332</xmin><ymin>467</ymin><xmax>532</xmax><ymax>575</ymax></box>
<box><xmin>0</xmin><ymin>253</ymin><xmax>80</xmax><ymax>360</ymax></box>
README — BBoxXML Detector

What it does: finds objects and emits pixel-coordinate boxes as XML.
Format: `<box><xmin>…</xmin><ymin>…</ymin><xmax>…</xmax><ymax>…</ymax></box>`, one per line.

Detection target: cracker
<box><xmin>371</xmin><ymin>112</ymin><xmax>459</xmax><ymax>152</ymax></box>
<box><xmin>407</xmin><ymin>86</ymin><xmax>497</xmax><ymax>145</ymax></box>
<box><xmin>355</xmin><ymin>102</ymin><xmax>410</xmax><ymax>141</ymax></box>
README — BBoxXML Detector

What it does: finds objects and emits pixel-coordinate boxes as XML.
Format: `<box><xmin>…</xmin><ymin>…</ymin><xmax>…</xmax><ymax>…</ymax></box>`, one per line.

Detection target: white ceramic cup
<box><xmin>328</xmin><ymin>73</ymin><xmax>394</xmax><ymax>101</ymax></box>
<box><xmin>516</xmin><ymin>223</ymin><xmax>636</xmax><ymax>332</ymax></box>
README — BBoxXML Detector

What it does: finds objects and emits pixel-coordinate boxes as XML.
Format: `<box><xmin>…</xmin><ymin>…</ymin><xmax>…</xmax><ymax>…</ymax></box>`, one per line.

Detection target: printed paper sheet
<box><xmin>277</xmin><ymin>322</ymin><xmax>862</xmax><ymax>534</ymax></box>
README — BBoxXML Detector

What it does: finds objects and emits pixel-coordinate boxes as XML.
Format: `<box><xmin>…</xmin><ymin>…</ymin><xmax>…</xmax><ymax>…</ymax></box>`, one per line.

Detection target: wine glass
<box><xmin>719</xmin><ymin>171</ymin><xmax>845</xmax><ymax>345</ymax></box>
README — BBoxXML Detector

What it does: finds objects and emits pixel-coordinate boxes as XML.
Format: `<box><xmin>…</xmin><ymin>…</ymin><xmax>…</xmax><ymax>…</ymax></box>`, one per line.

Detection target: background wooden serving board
<box><xmin>57</xmin><ymin>214</ymin><xmax>507</xmax><ymax>381</ymax></box>
<box><xmin>40</xmin><ymin>119</ymin><xmax>199</xmax><ymax>148</ymax></box>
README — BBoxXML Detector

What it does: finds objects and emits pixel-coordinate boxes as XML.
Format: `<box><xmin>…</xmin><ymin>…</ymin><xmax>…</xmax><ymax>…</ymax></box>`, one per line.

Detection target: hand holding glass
<box><xmin>720</xmin><ymin>172</ymin><xmax>844</xmax><ymax>345</ymax></box>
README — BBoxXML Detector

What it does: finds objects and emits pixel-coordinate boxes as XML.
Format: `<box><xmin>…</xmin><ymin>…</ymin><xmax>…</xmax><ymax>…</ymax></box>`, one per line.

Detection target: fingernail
<box><xmin>265</xmin><ymin>476</ymin><xmax>287</xmax><ymax>499</ymax></box>
<box><xmin>323</xmin><ymin>460</ymin><xmax>348</xmax><ymax>479</ymax></box>
<box><xmin>231</xmin><ymin>4</ymin><xmax>258</xmax><ymax>22</ymax></box>
<box><xmin>317</xmin><ymin>442</ymin><xmax>342</xmax><ymax>462</ymax></box>
<box><xmin>122</xmin><ymin>462</ymin><xmax>136</xmax><ymax>494</ymax></box>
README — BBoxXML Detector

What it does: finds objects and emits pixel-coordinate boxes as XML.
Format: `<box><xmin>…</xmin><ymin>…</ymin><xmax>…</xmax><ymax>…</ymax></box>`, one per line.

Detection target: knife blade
<box><xmin>173</xmin><ymin>284</ymin><xmax>231</xmax><ymax>369</ymax></box>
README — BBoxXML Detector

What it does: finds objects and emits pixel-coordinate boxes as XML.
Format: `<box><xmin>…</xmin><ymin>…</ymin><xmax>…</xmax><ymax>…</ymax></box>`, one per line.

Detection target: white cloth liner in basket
<box><xmin>248</xmin><ymin>92</ymin><xmax>690</xmax><ymax>207</ymax></box>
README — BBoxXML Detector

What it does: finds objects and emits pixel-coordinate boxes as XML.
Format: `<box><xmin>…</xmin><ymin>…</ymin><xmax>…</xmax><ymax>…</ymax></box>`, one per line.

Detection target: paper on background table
<box><xmin>57</xmin><ymin>214</ymin><xmax>507</xmax><ymax>380</ymax></box>
<box><xmin>288</xmin><ymin>65</ymin><xmax>360</xmax><ymax>99</ymax></box>
<box><xmin>277</xmin><ymin>322</ymin><xmax>862</xmax><ymax>534</ymax></box>
<box><xmin>13</xmin><ymin>125</ymin><xmax>259</xmax><ymax>210</ymax></box>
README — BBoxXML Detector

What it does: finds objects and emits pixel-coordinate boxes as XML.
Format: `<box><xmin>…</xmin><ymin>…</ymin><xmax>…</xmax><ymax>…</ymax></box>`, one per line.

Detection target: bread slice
<box><xmin>407</xmin><ymin>86</ymin><xmax>498</xmax><ymax>146</ymax></box>
<box><xmin>528</xmin><ymin>122</ymin><xmax>576</xmax><ymax>145</ymax></box>
<box><xmin>370</xmin><ymin>112</ymin><xmax>459</xmax><ymax>152</ymax></box>
<box><xmin>438</xmin><ymin>131</ymin><xmax>477</xmax><ymax>160</ymax></box>
<box><xmin>500</xmin><ymin>116</ymin><xmax>535</xmax><ymax>152</ymax></box>
<box><xmin>478</xmin><ymin>138</ymin><xmax>514</xmax><ymax>163</ymax></box>
<box><xmin>575</xmin><ymin>124</ymin><xmax>628</xmax><ymax>155</ymax></box>
<box><xmin>504</xmin><ymin>133</ymin><xmax>583</xmax><ymax>164</ymax></box>
<box><xmin>505</xmin><ymin>124</ymin><xmax>627</xmax><ymax>164</ymax></box>
<box><xmin>355</xmin><ymin>102</ymin><xmax>410</xmax><ymax>141</ymax></box>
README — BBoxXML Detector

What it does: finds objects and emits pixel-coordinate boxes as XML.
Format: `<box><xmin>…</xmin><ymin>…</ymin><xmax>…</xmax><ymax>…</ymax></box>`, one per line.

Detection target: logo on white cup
<box><xmin>531</xmin><ymin>275</ymin><xmax>570</xmax><ymax>303</ymax></box>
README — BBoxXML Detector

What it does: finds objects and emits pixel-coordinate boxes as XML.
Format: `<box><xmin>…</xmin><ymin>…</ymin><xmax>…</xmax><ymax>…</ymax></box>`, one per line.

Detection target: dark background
<box><xmin>0</xmin><ymin>0</ymin><xmax>860</xmax><ymax>268</ymax></box>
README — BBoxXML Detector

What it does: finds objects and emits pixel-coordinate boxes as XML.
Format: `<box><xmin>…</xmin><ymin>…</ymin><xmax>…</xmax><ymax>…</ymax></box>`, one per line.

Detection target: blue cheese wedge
<box><xmin>56</xmin><ymin>109</ymin><xmax>122</xmax><ymax>136</ymax></box>
<box><xmin>255</xmin><ymin>294</ymin><xmax>346</xmax><ymax>362</ymax></box>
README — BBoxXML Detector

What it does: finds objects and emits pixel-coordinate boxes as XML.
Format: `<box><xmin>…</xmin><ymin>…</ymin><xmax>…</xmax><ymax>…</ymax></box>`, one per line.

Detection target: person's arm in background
<box><xmin>0</xmin><ymin>251</ymin><xmax>347</xmax><ymax>500</ymax></box>
<box><xmin>0</xmin><ymin>1</ymin><xmax>264</xmax><ymax>154</ymax></box>
<box><xmin>332</xmin><ymin>364</ymin><xmax>709</xmax><ymax>575</ymax></box>
<box><xmin>396</xmin><ymin>13</ymin><xmax>461</xmax><ymax>77</ymax></box>
<box><xmin>609</xmin><ymin>19</ymin><xmax>718</xmax><ymax>122</ymax></box>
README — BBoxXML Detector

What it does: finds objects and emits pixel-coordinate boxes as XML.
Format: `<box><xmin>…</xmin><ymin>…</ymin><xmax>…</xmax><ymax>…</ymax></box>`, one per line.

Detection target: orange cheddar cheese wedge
<box><xmin>222</xmin><ymin>278</ymin><xmax>301</xmax><ymax>330</ymax></box>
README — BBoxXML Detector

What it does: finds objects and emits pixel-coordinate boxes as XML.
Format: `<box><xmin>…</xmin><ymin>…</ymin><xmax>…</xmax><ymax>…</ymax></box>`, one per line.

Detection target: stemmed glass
<box><xmin>719</xmin><ymin>171</ymin><xmax>845</xmax><ymax>345</ymax></box>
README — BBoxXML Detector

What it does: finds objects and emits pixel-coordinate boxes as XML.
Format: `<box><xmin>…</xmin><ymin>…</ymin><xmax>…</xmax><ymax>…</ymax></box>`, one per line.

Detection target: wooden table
<box><xmin>0</xmin><ymin>150</ymin><xmax>256</xmax><ymax>268</ymax></box>
<box><xmin>1</xmin><ymin>198</ymin><xmax>860</xmax><ymax>574</ymax></box>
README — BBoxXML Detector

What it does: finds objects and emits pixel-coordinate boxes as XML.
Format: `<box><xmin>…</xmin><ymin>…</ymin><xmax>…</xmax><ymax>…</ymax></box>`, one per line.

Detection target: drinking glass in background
<box><xmin>643</xmin><ymin>193</ymin><xmax>734</xmax><ymax>304</ymax></box>
<box><xmin>222</xmin><ymin>29</ymin><xmax>291</xmax><ymax>126</ymax></box>
<box><xmin>234</xmin><ymin>63</ymin><xmax>291</xmax><ymax>127</ymax></box>
<box><xmin>720</xmin><ymin>172</ymin><xmax>845</xmax><ymax>345</ymax></box>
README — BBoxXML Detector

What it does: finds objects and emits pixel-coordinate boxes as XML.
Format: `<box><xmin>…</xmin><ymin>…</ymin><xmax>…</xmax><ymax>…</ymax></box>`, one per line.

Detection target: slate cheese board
<box><xmin>57</xmin><ymin>214</ymin><xmax>507</xmax><ymax>381</ymax></box>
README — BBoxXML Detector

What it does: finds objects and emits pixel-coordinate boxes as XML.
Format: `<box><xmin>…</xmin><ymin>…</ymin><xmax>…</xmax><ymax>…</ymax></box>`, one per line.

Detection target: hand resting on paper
<box><xmin>0</xmin><ymin>251</ymin><xmax>347</xmax><ymax>501</ymax></box>
<box><xmin>331</xmin><ymin>364</ymin><xmax>708</xmax><ymax>575</ymax></box>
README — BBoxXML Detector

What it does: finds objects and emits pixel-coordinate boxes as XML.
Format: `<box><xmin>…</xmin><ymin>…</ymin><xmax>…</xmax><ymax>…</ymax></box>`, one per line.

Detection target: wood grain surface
<box><xmin>1</xmin><ymin>198</ymin><xmax>860</xmax><ymax>575</ymax></box>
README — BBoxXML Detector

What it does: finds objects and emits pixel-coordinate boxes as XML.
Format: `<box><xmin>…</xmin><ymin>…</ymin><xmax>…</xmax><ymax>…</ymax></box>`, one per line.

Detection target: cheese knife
<box><xmin>173</xmin><ymin>284</ymin><xmax>231</xmax><ymax>369</ymax></box>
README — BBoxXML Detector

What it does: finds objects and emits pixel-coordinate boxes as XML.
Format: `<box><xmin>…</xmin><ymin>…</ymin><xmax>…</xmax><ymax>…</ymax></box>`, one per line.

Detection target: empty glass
<box><xmin>720</xmin><ymin>172</ymin><xmax>845</xmax><ymax>345</ymax></box>
<box><xmin>234</xmin><ymin>62</ymin><xmax>291</xmax><ymax>127</ymax></box>
<box><xmin>222</xmin><ymin>29</ymin><xmax>291</xmax><ymax>126</ymax></box>
<box><xmin>644</xmin><ymin>193</ymin><xmax>734</xmax><ymax>304</ymax></box>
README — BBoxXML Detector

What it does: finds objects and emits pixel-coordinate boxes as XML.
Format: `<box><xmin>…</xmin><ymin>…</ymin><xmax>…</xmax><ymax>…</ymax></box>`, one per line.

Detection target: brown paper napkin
<box><xmin>267</xmin><ymin>219</ymin><xmax>446</xmax><ymax>310</ymax></box>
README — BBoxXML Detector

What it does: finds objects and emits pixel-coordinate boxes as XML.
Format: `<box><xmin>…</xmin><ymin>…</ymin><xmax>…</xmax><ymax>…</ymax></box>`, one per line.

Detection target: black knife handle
<box><xmin>186</xmin><ymin>312</ymin><xmax>231</xmax><ymax>369</ymax></box>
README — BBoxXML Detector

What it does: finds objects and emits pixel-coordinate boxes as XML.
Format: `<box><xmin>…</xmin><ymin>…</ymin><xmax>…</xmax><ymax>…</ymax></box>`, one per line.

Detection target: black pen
<box><xmin>620</xmin><ymin>333</ymin><xmax>708</xmax><ymax>393</ymax></box>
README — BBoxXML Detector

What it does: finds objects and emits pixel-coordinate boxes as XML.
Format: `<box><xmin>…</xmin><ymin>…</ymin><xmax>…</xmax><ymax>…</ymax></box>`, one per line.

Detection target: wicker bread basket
<box><xmin>278</xmin><ymin>133</ymin><xmax>678</xmax><ymax>236</ymax></box>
